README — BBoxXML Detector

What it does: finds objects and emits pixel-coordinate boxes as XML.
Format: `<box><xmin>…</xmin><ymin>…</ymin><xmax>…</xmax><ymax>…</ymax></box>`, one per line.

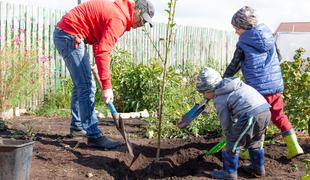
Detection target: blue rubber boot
<box><xmin>242</xmin><ymin>148</ymin><xmax>265</xmax><ymax>177</ymax></box>
<box><xmin>212</xmin><ymin>151</ymin><xmax>238</xmax><ymax>180</ymax></box>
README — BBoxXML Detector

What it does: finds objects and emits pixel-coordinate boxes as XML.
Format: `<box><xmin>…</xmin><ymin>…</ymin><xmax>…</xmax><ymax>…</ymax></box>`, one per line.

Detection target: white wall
<box><xmin>276</xmin><ymin>32</ymin><xmax>310</xmax><ymax>60</ymax></box>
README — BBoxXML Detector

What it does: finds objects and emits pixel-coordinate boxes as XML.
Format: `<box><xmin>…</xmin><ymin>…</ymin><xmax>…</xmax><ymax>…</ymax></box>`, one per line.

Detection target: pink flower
<box><xmin>0</xmin><ymin>35</ymin><xmax>2</xmax><ymax>42</ymax></box>
<box><xmin>14</xmin><ymin>36</ymin><xmax>21</xmax><ymax>45</ymax></box>
<box><xmin>39</xmin><ymin>56</ymin><xmax>49</xmax><ymax>63</ymax></box>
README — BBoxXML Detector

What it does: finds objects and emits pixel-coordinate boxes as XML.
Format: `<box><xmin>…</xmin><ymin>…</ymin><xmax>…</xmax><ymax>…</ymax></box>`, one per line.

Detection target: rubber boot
<box><xmin>242</xmin><ymin>148</ymin><xmax>265</xmax><ymax>177</ymax></box>
<box><xmin>239</xmin><ymin>149</ymin><xmax>250</xmax><ymax>160</ymax></box>
<box><xmin>212</xmin><ymin>151</ymin><xmax>238</xmax><ymax>180</ymax></box>
<box><xmin>283</xmin><ymin>129</ymin><xmax>304</xmax><ymax>159</ymax></box>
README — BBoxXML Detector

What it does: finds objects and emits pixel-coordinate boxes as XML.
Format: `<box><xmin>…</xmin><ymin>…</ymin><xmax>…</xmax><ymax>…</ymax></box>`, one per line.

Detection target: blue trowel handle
<box><xmin>107</xmin><ymin>101</ymin><xmax>118</xmax><ymax>116</ymax></box>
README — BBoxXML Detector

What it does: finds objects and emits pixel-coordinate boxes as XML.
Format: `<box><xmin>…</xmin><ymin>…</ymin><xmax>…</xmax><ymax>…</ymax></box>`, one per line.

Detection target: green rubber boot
<box><xmin>239</xmin><ymin>149</ymin><xmax>250</xmax><ymax>160</ymax></box>
<box><xmin>283</xmin><ymin>130</ymin><xmax>304</xmax><ymax>159</ymax></box>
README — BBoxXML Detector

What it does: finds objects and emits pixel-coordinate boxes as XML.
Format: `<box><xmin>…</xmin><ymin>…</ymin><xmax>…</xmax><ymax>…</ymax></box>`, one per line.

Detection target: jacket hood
<box><xmin>238</xmin><ymin>24</ymin><xmax>275</xmax><ymax>53</ymax></box>
<box><xmin>114</xmin><ymin>0</ymin><xmax>134</xmax><ymax>31</ymax></box>
<box><xmin>215</xmin><ymin>77</ymin><xmax>242</xmax><ymax>96</ymax></box>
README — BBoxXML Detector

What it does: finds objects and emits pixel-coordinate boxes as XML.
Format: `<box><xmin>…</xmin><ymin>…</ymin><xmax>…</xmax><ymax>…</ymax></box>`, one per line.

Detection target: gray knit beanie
<box><xmin>231</xmin><ymin>6</ymin><xmax>257</xmax><ymax>30</ymax></box>
<box><xmin>196</xmin><ymin>67</ymin><xmax>222</xmax><ymax>93</ymax></box>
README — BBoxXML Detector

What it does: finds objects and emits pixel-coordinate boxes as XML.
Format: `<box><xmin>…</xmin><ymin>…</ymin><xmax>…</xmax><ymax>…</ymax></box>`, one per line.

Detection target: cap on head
<box><xmin>231</xmin><ymin>6</ymin><xmax>257</xmax><ymax>30</ymax></box>
<box><xmin>135</xmin><ymin>0</ymin><xmax>155</xmax><ymax>27</ymax></box>
<box><xmin>196</xmin><ymin>67</ymin><xmax>222</xmax><ymax>93</ymax></box>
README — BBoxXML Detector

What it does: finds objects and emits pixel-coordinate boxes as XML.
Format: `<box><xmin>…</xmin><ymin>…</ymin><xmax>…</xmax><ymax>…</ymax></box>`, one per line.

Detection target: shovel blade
<box><xmin>118</xmin><ymin>117</ymin><xmax>134</xmax><ymax>157</ymax></box>
<box><xmin>177</xmin><ymin>104</ymin><xmax>206</xmax><ymax>128</ymax></box>
<box><xmin>108</xmin><ymin>101</ymin><xmax>134</xmax><ymax>157</ymax></box>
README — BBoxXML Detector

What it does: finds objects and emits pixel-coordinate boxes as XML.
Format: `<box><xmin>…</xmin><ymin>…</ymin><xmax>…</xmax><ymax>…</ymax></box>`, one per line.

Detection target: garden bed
<box><xmin>0</xmin><ymin>116</ymin><xmax>309</xmax><ymax>179</ymax></box>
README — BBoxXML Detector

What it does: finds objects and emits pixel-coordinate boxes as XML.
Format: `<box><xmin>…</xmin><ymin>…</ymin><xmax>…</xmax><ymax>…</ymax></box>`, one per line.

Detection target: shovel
<box><xmin>91</xmin><ymin>66</ymin><xmax>134</xmax><ymax>157</ymax></box>
<box><xmin>177</xmin><ymin>98</ymin><xmax>208</xmax><ymax>128</ymax></box>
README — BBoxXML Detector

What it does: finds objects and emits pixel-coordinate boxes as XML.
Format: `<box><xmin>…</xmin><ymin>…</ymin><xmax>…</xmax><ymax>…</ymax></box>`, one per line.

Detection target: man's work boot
<box><xmin>283</xmin><ymin>129</ymin><xmax>304</xmax><ymax>159</ymax></box>
<box><xmin>87</xmin><ymin>136</ymin><xmax>122</xmax><ymax>150</ymax></box>
<box><xmin>70</xmin><ymin>128</ymin><xmax>87</xmax><ymax>137</ymax></box>
<box><xmin>242</xmin><ymin>148</ymin><xmax>265</xmax><ymax>177</ymax></box>
<box><xmin>212</xmin><ymin>150</ymin><xmax>238</xmax><ymax>180</ymax></box>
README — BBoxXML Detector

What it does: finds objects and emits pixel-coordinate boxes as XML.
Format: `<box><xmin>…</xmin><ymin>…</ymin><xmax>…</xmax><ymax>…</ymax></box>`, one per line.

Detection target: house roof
<box><xmin>275</xmin><ymin>22</ymin><xmax>310</xmax><ymax>33</ymax></box>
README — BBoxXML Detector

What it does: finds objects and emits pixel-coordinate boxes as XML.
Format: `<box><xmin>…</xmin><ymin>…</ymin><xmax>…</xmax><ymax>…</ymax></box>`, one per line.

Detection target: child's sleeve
<box><xmin>215</xmin><ymin>102</ymin><xmax>232</xmax><ymax>135</ymax></box>
<box><xmin>223</xmin><ymin>47</ymin><xmax>244</xmax><ymax>78</ymax></box>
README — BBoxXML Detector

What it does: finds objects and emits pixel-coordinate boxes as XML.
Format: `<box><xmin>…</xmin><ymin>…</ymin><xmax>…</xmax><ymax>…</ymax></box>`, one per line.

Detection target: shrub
<box><xmin>281</xmin><ymin>48</ymin><xmax>310</xmax><ymax>133</ymax></box>
<box><xmin>0</xmin><ymin>45</ymin><xmax>44</xmax><ymax>112</ymax></box>
<box><xmin>110</xmin><ymin>50</ymin><xmax>221</xmax><ymax>138</ymax></box>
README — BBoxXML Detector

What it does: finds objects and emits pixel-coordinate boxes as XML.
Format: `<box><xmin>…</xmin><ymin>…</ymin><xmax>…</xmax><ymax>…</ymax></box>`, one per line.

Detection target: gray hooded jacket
<box><xmin>214</xmin><ymin>77</ymin><xmax>270</xmax><ymax>134</ymax></box>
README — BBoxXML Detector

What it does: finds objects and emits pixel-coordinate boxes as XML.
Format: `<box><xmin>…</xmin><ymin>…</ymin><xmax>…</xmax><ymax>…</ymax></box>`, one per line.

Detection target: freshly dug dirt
<box><xmin>1</xmin><ymin>116</ymin><xmax>309</xmax><ymax>180</ymax></box>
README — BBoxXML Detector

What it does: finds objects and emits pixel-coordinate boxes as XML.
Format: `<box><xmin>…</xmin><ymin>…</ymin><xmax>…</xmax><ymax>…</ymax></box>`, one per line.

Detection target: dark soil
<box><xmin>1</xmin><ymin>116</ymin><xmax>310</xmax><ymax>180</ymax></box>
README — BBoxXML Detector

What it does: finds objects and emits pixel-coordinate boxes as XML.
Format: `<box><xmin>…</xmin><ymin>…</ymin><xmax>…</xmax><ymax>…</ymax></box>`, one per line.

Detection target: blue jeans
<box><xmin>53</xmin><ymin>28</ymin><xmax>102</xmax><ymax>139</ymax></box>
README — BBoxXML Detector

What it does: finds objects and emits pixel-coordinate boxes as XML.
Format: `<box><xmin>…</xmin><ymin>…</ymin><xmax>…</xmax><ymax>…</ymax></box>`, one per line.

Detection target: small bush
<box><xmin>110</xmin><ymin>50</ymin><xmax>221</xmax><ymax>138</ymax></box>
<box><xmin>0</xmin><ymin>45</ymin><xmax>44</xmax><ymax>112</ymax></box>
<box><xmin>281</xmin><ymin>48</ymin><xmax>310</xmax><ymax>133</ymax></box>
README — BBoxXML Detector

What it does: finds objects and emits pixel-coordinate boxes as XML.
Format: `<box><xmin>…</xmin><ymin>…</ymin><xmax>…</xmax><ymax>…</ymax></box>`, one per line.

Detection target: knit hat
<box><xmin>136</xmin><ymin>0</ymin><xmax>155</xmax><ymax>27</ymax></box>
<box><xmin>231</xmin><ymin>6</ymin><xmax>257</xmax><ymax>30</ymax></box>
<box><xmin>196</xmin><ymin>67</ymin><xmax>222</xmax><ymax>93</ymax></box>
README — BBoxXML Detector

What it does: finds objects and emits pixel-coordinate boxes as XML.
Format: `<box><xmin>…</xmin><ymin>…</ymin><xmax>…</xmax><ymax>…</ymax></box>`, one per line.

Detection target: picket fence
<box><xmin>0</xmin><ymin>1</ymin><xmax>238</xmax><ymax>109</ymax></box>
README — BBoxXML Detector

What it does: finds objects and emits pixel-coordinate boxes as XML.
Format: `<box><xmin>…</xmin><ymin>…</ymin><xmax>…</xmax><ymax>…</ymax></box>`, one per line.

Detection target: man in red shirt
<box><xmin>53</xmin><ymin>0</ymin><xmax>154</xmax><ymax>149</ymax></box>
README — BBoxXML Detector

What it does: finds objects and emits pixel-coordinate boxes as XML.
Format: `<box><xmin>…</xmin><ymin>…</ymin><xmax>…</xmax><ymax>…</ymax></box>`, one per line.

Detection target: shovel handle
<box><xmin>107</xmin><ymin>101</ymin><xmax>117</xmax><ymax>116</ymax></box>
<box><xmin>92</xmin><ymin>66</ymin><xmax>134</xmax><ymax>157</ymax></box>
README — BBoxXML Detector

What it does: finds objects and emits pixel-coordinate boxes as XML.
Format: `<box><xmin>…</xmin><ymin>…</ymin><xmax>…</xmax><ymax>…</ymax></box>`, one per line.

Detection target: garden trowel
<box><xmin>91</xmin><ymin>66</ymin><xmax>134</xmax><ymax>157</ymax></box>
<box><xmin>177</xmin><ymin>98</ymin><xmax>208</xmax><ymax>129</ymax></box>
<box><xmin>204</xmin><ymin>139</ymin><xmax>227</xmax><ymax>155</ymax></box>
<box><xmin>197</xmin><ymin>139</ymin><xmax>227</xmax><ymax>160</ymax></box>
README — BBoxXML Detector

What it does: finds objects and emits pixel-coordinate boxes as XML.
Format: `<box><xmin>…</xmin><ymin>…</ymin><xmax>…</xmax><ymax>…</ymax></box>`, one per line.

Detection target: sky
<box><xmin>2</xmin><ymin>0</ymin><xmax>310</xmax><ymax>32</ymax></box>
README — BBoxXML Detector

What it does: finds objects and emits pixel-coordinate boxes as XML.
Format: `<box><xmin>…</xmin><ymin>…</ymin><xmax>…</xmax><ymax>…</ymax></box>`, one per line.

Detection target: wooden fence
<box><xmin>119</xmin><ymin>24</ymin><xmax>238</xmax><ymax>70</ymax></box>
<box><xmin>0</xmin><ymin>1</ymin><xmax>238</xmax><ymax>108</ymax></box>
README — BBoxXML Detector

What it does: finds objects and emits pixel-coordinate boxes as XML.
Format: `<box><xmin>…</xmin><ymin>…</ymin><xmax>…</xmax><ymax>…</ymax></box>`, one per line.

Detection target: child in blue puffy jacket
<box><xmin>224</xmin><ymin>6</ymin><xmax>303</xmax><ymax>160</ymax></box>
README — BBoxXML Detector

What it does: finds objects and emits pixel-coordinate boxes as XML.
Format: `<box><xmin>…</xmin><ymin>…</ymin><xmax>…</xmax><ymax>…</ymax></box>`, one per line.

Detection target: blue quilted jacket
<box><xmin>237</xmin><ymin>24</ymin><xmax>284</xmax><ymax>95</ymax></box>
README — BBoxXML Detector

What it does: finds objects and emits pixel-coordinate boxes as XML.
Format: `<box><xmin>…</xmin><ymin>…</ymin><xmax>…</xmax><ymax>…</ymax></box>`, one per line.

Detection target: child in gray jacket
<box><xmin>196</xmin><ymin>67</ymin><xmax>271</xmax><ymax>179</ymax></box>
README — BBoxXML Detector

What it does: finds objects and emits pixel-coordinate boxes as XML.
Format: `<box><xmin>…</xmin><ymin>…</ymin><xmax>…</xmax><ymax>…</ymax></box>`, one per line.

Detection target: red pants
<box><xmin>264</xmin><ymin>93</ymin><xmax>292</xmax><ymax>132</ymax></box>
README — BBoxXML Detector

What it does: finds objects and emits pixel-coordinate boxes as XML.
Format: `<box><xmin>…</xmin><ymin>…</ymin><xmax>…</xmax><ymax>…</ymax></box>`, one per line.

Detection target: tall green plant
<box><xmin>0</xmin><ymin>45</ymin><xmax>43</xmax><ymax>112</ymax></box>
<box><xmin>281</xmin><ymin>48</ymin><xmax>310</xmax><ymax>134</ymax></box>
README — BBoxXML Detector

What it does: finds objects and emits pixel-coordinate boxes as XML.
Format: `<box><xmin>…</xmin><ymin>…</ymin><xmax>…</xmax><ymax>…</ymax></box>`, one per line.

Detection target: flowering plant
<box><xmin>0</xmin><ymin>35</ymin><xmax>47</xmax><ymax>112</ymax></box>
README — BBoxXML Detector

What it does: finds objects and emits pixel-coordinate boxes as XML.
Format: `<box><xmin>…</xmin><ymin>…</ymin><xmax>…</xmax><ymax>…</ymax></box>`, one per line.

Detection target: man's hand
<box><xmin>91</xmin><ymin>65</ymin><xmax>98</xmax><ymax>74</ymax></box>
<box><xmin>102</xmin><ymin>88</ymin><xmax>114</xmax><ymax>104</ymax></box>
<box><xmin>73</xmin><ymin>34</ymin><xmax>83</xmax><ymax>48</ymax></box>
<box><xmin>91</xmin><ymin>64</ymin><xmax>113</xmax><ymax>103</ymax></box>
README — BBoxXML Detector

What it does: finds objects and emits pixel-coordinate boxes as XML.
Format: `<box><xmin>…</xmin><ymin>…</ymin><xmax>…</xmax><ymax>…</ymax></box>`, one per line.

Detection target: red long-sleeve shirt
<box><xmin>57</xmin><ymin>0</ymin><xmax>134</xmax><ymax>89</ymax></box>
